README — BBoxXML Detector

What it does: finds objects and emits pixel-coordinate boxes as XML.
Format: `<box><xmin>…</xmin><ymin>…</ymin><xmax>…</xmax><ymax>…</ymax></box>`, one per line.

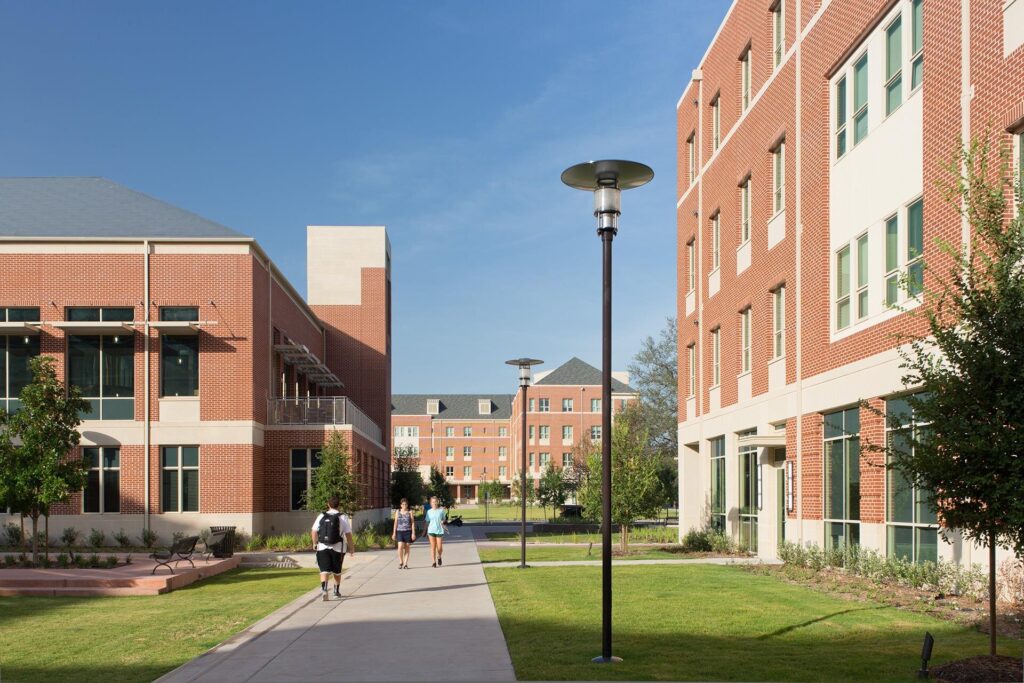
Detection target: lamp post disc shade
<box><xmin>560</xmin><ymin>160</ymin><xmax>654</xmax><ymax>190</ymax></box>
<box><xmin>505</xmin><ymin>358</ymin><xmax>544</xmax><ymax>367</ymax></box>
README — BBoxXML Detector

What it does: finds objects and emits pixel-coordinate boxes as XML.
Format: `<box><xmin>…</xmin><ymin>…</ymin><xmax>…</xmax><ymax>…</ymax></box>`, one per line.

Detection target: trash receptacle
<box><xmin>210</xmin><ymin>526</ymin><xmax>236</xmax><ymax>558</ymax></box>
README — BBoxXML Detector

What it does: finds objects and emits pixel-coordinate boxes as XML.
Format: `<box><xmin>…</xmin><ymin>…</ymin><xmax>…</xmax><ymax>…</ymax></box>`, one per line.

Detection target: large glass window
<box><xmin>911</xmin><ymin>0</ymin><xmax>923</xmax><ymax>90</ymax></box>
<box><xmin>710</xmin><ymin>436</ymin><xmax>726</xmax><ymax>533</ymax></box>
<box><xmin>738</xmin><ymin>429</ymin><xmax>759</xmax><ymax>553</ymax></box>
<box><xmin>886</xmin><ymin>396</ymin><xmax>938</xmax><ymax>563</ymax></box>
<box><xmin>835</xmin><ymin>77</ymin><xmax>848</xmax><ymax>158</ymax></box>
<box><xmin>824</xmin><ymin>408</ymin><xmax>860</xmax><ymax>552</ymax></box>
<box><xmin>885</xmin><ymin>16</ymin><xmax>903</xmax><ymax>115</ymax></box>
<box><xmin>161</xmin><ymin>335</ymin><xmax>198</xmax><ymax>397</ymax></box>
<box><xmin>83</xmin><ymin>447</ymin><xmax>119</xmax><ymax>513</ymax></box>
<box><xmin>1</xmin><ymin>307</ymin><xmax>41</xmax><ymax>322</ymax></box>
<box><xmin>68</xmin><ymin>334</ymin><xmax>134</xmax><ymax>419</ymax></box>
<box><xmin>853</xmin><ymin>54</ymin><xmax>869</xmax><ymax>144</ymax></box>
<box><xmin>162</xmin><ymin>446</ymin><xmax>200</xmax><ymax>512</ymax></box>
<box><xmin>290</xmin><ymin>447</ymin><xmax>321</xmax><ymax>511</ymax></box>
<box><xmin>836</xmin><ymin>246</ymin><xmax>851</xmax><ymax>329</ymax></box>
<box><xmin>159</xmin><ymin>307</ymin><xmax>199</xmax><ymax>321</ymax></box>
<box><xmin>66</xmin><ymin>307</ymin><xmax>133</xmax><ymax>322</ymax></box>
<box><xmin>1</xmin><ymin>334</ymin><xmax>40</xmax><ymax>414</ymax></box>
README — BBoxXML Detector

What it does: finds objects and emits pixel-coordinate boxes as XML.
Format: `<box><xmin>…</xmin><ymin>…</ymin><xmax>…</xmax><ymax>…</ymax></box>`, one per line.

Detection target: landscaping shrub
<box><xmin>88</xmin><ymin>553</ymin><xmax>101</xmax><ymax>568</ymax></box>
<box><xmin>60</xmin><ymin>527</ymin><xmax>80</xmax><ymax>549</ymax></box>
<box><xmin>105</xmin><ymin>555</ymin><xmax>118</xmax><ymax>568</ymax></box>
<box><xmin>682</xmin><ymin>529</ymin><xmax>713</xmax><ymax>552</ymax></box>
<box><xmin>171</xmin><ymin>531</ymin><xmax>185</xmax><ymax>545</ymax></box>
<box><xmin>3</xmin><ymin>555</ymin><xmax>17</xmax><ymax>568</ymax></box>
<box><xmin>244</xmin><ymin>534</ymin><xmax>267</xmax><ymax>552</ymax></box>
<box><xmin>88</xmin><ymin>528</ymin><xmax>105</xmax><ymax>549</ymax></box>
<box><xmin>113</xmin><ymin>529</ymin><xmax>131</xmax><ymax>549</ymax></box>
<box><xmin>139</xmin><ymin>528</ymin><xmax>158</xmax><ymax>549</ymax></box>
<box><xmin>39</xmin><ymin>556</ymin><xmax>52</xmax><ymax>568</ymax></box>
<box><xmin>56</xmin><ymin>553</ymin><xmax>70</xmax><ymax>568</ymax></box>
<box><xmin>73</xmin><ymin>554</ymin><xmax>90</xmax><ymax>568</ymax></box>
<box><xmin>4</xmin><ymin>522</ymin><xmax>22</xmax><ymax>546</ymax></box>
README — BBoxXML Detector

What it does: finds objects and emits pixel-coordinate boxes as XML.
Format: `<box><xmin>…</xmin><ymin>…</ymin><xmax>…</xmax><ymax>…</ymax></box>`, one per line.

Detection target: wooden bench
<box><xmin>150</xmin><ymin>536</ymin><xmax>200</xmax><ymax>575</ymax></box>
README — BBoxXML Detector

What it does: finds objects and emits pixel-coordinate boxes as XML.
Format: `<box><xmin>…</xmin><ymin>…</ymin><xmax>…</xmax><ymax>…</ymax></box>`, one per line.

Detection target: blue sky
<box><xmin>0</xmin><ymin>1</ymin><xmax>729</xmax><ymax>393</ymax></box>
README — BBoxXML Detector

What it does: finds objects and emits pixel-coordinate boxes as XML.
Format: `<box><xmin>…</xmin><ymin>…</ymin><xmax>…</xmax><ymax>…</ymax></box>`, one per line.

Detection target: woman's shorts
<box><xmin>396</xmin><ymin>530</ymin><xmax>412</xmax><ymax>543</ymax></box>
<box><xmin>316</xmin><ymin>548</ymin><xmax>343</xmax><ymax>575</ymax></box>
<box><xmin>428</xmin><ymin>532</ymin><xmax>444</xmax><ymax>538</ymax></box>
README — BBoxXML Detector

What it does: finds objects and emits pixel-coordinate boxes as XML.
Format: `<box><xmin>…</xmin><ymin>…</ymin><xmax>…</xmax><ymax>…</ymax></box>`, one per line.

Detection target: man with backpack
<box><xmin>311</xmin><ymin>495</ymin><xmax>355</xmax><ymax>600</ymax></box>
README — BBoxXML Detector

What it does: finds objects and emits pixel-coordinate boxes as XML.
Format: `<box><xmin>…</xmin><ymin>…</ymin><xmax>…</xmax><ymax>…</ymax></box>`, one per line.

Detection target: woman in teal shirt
<box><xmin>425</xmin><ymin>495</ymin><xmax>448</xmax><ymax>568</ymax></box>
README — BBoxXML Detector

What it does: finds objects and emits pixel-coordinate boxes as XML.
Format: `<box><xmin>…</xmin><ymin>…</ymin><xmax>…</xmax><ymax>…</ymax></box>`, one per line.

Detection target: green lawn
<box><xmin>455</xmin><ymin>504</ymin><xmax>549</xmax><ymax>521</ymax></box>
<box><xmin>0</xmin><ymin>568</ymin><xmax>315</xmax><ymax>682</ymax></box>
<box><xmin>485</xmin><ymin>564</ymin><xmax>1019</xmax><ymax>681</ymax></box>
<box><xmin>478</xmin><ymin>545</ymin><xmax>698</xmax><ymax>563</ymax></box>
<box><xmin>486</xmin><ymin>528</ymin><xmax>679</xmax><ymax>544</ymax></box>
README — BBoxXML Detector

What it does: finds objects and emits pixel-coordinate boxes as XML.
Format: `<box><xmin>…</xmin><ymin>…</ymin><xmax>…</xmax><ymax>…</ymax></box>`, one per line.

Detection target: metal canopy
<box><xmin>560</xmin><ymin>160</ymin><xmax>655</xmax><ymax>190</ymax></box>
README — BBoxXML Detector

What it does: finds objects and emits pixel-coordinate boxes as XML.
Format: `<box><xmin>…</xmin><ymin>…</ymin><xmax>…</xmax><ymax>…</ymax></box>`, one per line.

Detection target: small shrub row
<box><xmin>777</xmin><ymin>541</ymin><xmax>988</xmax><ymax>600</ymax></box>
<box><xmin>681</xmin><ymin>528</ymin><xmax>736</xmax><ymax>554</ymax></box>
<box><xmin>1</xmin><ymin>552</ymin><xmax>124</xmax><ymax>569</ymax></box>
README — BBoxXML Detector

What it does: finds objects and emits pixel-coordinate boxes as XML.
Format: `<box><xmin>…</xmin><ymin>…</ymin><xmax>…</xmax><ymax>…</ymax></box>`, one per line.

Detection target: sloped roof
<box><xmin>391</xmin><ymin>394</ymin><xmax>514</xmax><ymax>420</ymax></box>
<box><xmin>535</xmin><ymin>357</ymin><xmax>634</xmax><ymax>392</ymax></box>
<box><xmin>0</xmin><ymin>177</ymin><xmax>247</xmax><ymax>239</ymax></box>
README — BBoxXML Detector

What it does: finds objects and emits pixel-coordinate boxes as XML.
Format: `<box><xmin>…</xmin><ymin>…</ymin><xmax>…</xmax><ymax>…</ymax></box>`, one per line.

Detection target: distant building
<box><xmin>0</xmin><ymin>177</ymin><xmax>392</xmax><ymax>537</ymax></box>
<box><xmin>391</xmin><ymin>357</ymin><xmax>636</xmax><ymax>503</ymax></box>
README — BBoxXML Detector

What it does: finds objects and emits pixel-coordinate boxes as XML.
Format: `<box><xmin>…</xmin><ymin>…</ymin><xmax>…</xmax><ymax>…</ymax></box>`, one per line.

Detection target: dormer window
<box><xmin>427</xmin><ymin>399</ymin><xmax>440</xmax><ymax>415</ymax></box>
<box><xmin>478</xmin><ymin>399</ymin><xmax>492</xmax><ymax>415</ymax></box>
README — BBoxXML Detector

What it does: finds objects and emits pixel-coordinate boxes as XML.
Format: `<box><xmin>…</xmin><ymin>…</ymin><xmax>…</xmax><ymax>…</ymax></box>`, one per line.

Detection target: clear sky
<box><xmin>1</xmin><ymin>1</ymin><xmax>729</xmax><ymax>394</ymax></box>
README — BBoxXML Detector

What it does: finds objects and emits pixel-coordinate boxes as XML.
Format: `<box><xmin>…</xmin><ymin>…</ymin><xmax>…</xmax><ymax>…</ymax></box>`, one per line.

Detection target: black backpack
<box><xmin>318</xmin><ymin>512</ymin><xmax>342</xmax><ymax>545</ymax></box>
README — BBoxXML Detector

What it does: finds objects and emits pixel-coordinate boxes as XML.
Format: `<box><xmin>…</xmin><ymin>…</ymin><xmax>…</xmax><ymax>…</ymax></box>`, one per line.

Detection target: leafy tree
<box><xmin>628</xmin><ymin>317</ymin><xmax>679</xmax><ymax>506</ymax></box>
<box><xmin>0</xmin><ymin>357</ymin><xmax>89</xmax><ymax>563</ymax></box>
<box><xmin>389</xmin><ymin>445</ymin><xmax>424</xmax><ymax>509</ymax></box>
<box><xmin>537</xmin><ymin>466</ymin><xmax>567</xmax><ymax>522</ymax></box>
<box><xmin>510</xmin><ymin>472</ymin><xmax>536</xmax><ymax>506</ymax></box>
<box><xmin>866</xmin><ymin>138</ymin><xmax>1024</xmax><ymax>656</ymax></box>
<box><xmin>478</xmin><ymin>479</ymin><xmax>505</xmax><ymax>504</ymax></box>
<box><xmin>304</xmin><ymin>430</ymin><xmax>359</xmax><ymax>514</ymax></box>
<box><xmin>577</xmin><ymin>411</ymin><xmax>666</xmax><ymax>550</ymax></box>
<box><xmin>427</xmin><ymin>465</ymin><xmax>455</xmax><ymax>510</ymax></box>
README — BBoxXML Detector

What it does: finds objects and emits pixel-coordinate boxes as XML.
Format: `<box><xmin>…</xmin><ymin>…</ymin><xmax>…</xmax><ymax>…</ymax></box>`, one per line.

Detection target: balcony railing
<box><xmin>268</xmin><ymin>396</ymin><xmax>383</xmax><ymax>445</ymax></box>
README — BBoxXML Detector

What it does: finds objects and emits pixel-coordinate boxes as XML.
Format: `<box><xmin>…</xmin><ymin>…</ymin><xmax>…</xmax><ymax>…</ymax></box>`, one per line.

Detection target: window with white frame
<box><xmin>538</xmin><ymin>398</ymin><xmax>550</xmax><ymax>412</ymax></box>
<box><xmin>885</xmin><ymin>213</ymin><xmax>900</xmax><ymax>306</ymax></box>
<box><xmin>445</xmin><ymin>466</ymin><xmax>454</xmax><ymax>478</ymax></box>
<box><xmin>529</xmin><ymin>398</ymin><xmax>535</xmax><ymax>412</ymax></box>
<box><xmin>772</xmin><ymin>1</ymin><xmax>784</xmax><ymax>68</ymax></box>
<box><xmin>911</xmin><ymin>0</ymin><xmax>922</xmax><ymax>89</ymax></box>
<box><xmin>824</xmin><ymin>408</ymin><xmax>861</xmax><ymax>552</ymax></box>
<box><xmin>711</xmin><ymin>328</ymin><xmax>721</xmax><ymax>386</ymax></box>
<box><xmin>498</xmin><ymin>426</ymin><xmax>507</xmax><ymax>437</ymax></box>
<box><xmin>853</xmin><ymin>54</ymin><xmax>869</xmax><ymax>145</ymax></box>
<box><xmin>740</xmin><ymin>308</ymin><xmax>752</xmax><ymax>374</ymax></box>
<box><xmin>740</xmin><ymin>48</ymin><xmax>751</xmax><ymax>110</ymax></box>
<box><xmin>529</xmin><ymin>425</ymin><xmax>535</xmax><ymax>440</ymax></box>
<box><xmin>906</xmin><ymin>198</ymin><xmax>924</xmax><ymax>296</ymax></box>
<box><xmin>463</xmin><ymin>466</ymin><xmax>472</xmax><ymax>479</ymax></box>
<box><xmin>886</xmin><ymin>394</ymin><xmax>938</xmax><ymax>563</ymax></box>
<box><xmin>83</xmin><ymin>447</ymin><xmax>119</xmax><ymax>513</ymax></box>
<box><xmin>445</xmin><ymin>426</ymin><xmax>454</xmax><ymax>437</ymax></box>
<box><xmin>835</xmin><ymin>76</ymin><xmax>848</xmax><ymax>158</ymax></box>
<box><xmin>590</xmin><ymin>425</ymin><xmax>601</xmax><ymax>442</ymax></box>
<box><xmin>529</xmin><ymin>452</ymin><xmax>536</xmax><ymax>467</ymax></box>
<box><xmin>772</xmin><ymin>287</ymin><xmax>785</xmax><ymax>358</ymax></box>
<box><xmin>740</xmin><ymin>177</ymin><xmax>751</xmax><ymax>243</ymax></box>
<box><xmin>884</xmin><ymin>197</ymin><xmax>925</xmax><ymax>305</ymax></box>
<box><xmin>499</xmin><ymin>465</ymin><xmax>508</xmax><ymax>479</ymax></box>
<box><xmin>562</xmin><ymin>398</ymin><xmax>573</xmax><ymax>412</ymax></box>
<box><xmin>687</xmin><ymin>132</ymin><xmax>696</xmax><ymax>184</ymax></box>
<box><xmin>772</xmin><ymin>142</ymin><xmax>785</xmax><ymax>213</ymax></box>
<box><xmin>590</xmin><ymin>398</ymin><xmax>600</xmax><ymax>412</ymax></box>
<box><xmin>687</xmin><ymin>344</ymin><xmax>696</xmax><ymax>396</ymax></box>
<box><xmin>540</xmin><ymin>453</ymin><xmax>550</xmax><ymax>467</ymax></box>
<box><xmin>463</xmin><ymin>446</ymin><xmax>472</xmax><ymax>459</ymax></box>
<box><xmin>289</xmin><ymin>447</ymin><xmax>319</xmax><ymax>511</ymax></box>
<box><xmin>562</xmin><ymin>425</ymin><xmax>572</xmax><ymax>441</ymax></box>
<box><xmin>711</xmin><ymin>96</ymin><xmax>721</xmax><ymax>150</ymax></box>
<box><xmin>856</xmin><ymin>233</ymin><xmax>870</xmax><ymax>319</ymax></box>
<box><xmin>463</xmin><ymin>426</ymin><xmax>472</xmax><ymax>437</ymax></box>
<box><xmin>562</xmin><ymin>452</ymin><xmax>572</xmax><ymax>467</ymax></box>
<box><xmin>711</xmin><ymin>212</ymin><xmax>721</xmax><ymax>270</ymax></box>
<box><xmin>836</xmin><ymin>245</ymin><xmax>851</xmax><ymax>330</ymax></box>
<box><xmin>687</xmin><ymin>238</ymin><xmax>696</xmax><ymax>291</ymax></box>
<box><xmin>885</xmin><ymin>14</ymin><xmax>903</xmax><ymax>115</ymax></box>
<box><xmin>498</xmin><ymin>446</ymin><xmax>507</xmax><ymax>460</ymax></box>
<box><xmin>539</xmin><ymin>425</ymin><xmax>550</xmax><ymax>441</ymax></box>
<box><xmin>446</xmin><ymin>446</ymin><xmax>454</xmax><ymax>460</ymax></box>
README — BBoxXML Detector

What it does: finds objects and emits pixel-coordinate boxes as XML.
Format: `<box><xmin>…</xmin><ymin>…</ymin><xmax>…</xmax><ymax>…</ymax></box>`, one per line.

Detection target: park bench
<box><xmin>150</xmin><ymin>535</ymin><xmax>200</xmax><ymax>575</ymax></box>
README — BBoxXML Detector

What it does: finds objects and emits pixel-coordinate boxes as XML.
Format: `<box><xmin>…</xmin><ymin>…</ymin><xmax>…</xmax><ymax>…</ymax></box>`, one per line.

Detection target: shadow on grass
<box><xmin>756</xmin><ymin>606</ymin><xmax>888</xmax><ymax>639</ymax></box>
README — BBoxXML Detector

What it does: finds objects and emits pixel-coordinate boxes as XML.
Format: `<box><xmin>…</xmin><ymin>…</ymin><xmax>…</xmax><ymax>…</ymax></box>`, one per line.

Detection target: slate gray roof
<box><xmin>391</xmin><ymin>394</ymin><xmax>514</xmax><ymax>420</ymax></box>
<box><xmin>0</xmin><ymin>177</ymin><xmax>247</xmax><ymax>239</ymax></box>
<box><xmin>535</xmin><ymin>357</ymin><xmax>634</xmax><ymax>392</ymax></box>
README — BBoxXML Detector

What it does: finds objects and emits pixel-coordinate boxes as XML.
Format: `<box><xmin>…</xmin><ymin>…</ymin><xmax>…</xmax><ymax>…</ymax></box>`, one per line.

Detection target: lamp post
<box><xmin>561</xmin><ymin>160</ymin><xmax>653</xmax><ymax>664</ymax></box>
<box><xmin>482</xmin><ymin>466</ymin><xmax>488</xmax><ymax>525</ymax></box>
<box><xmin>505</xmin><ymin>357</ymin><xmax>543</xmax><ymax>569</ymax></box>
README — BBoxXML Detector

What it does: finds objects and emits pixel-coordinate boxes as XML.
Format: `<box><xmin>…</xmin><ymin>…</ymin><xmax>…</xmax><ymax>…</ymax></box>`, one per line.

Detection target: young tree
<box><xmin>304</xmin><ymin>431</ymin><xmax>359</xmax><ymax>514</ymax></box>
<box><xmin>869</xmin><ymin>138</ymin><xmax>1024</xmax><ymax>656</ymax></box>
<box><xmin>389</xmin><ymin>445</ymin><xmax>425</xmax><ymax>509</ymax></box>
<box><xmin>0</xmin><ymin>357</ymin><xmax>89</xmax><ymax>563</ymax></box>
<box><xmin>628</xmin><ymin>317</ymin><xmax>679</xmax><ymax>506</ymax></box>
<box><xmin>537</xmin><ymin>466</ymin><xmax>567</xmax><ymax>522</ymax></box>
<box><xmin>577</xmin><ymin>410</ymin><xmax>666</xmax><ymax>550</ymax></box>
<box><xmin>478</xmin><ymin>480</ymin><xmax>505</xmax><ymax>505</ymax></box>
<box><xmin>510</xmin><ymin>472</ymin><xmax>536</xmax><ymax>506</ymax></box>
<box><xmin>428</xmin><ymin>465</ymin><xmax>455</xmax><ymax>510</ymax></box>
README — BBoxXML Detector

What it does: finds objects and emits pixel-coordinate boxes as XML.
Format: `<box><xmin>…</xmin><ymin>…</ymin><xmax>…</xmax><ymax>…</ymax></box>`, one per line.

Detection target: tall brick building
<box><xmin>677</xmin><ymin>0</ymin><xmax>1024</xmax><ymax>562</ymax></box>
<box><xmin>391</xmin><ymin>357</ymin><xmax>635</xmax><ymax>502</ymax></box>
<box><xmin>0</xmin><ymin>177</ymin><xmax>391</xmax><ymax>538</ymax></box>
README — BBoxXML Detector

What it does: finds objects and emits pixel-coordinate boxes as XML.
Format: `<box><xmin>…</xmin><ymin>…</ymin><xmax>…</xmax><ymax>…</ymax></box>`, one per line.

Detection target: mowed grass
<box><xmin>485</xmin><ymin>564</ymin><xmax>1019</xmax><ymax>681</ymax></box>
<box><xmin>0</xmin><ymin>568</ymin><xmax>315</xmax><ymax>683</ymax></box>
<box><xmin>478</xmin><ymin>545</ymin><xmax>694</xmax><ymax>563</ymax></box>
<box><xmin>455</xmin><ymin>504</ymin><xmax>549</xmax><ymax>521</ymax></box>
<box><xmin>486</xmin><ymin>527</ymin><xmax>679</xmax><ymax>544</ymax></box>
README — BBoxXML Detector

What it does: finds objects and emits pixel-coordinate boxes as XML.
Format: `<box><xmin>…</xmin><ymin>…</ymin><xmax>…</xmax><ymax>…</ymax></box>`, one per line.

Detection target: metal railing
<box><xmin>267</xmin><ymin>396</ymin><xmax>383</xmax><ymax>444</ymax></box>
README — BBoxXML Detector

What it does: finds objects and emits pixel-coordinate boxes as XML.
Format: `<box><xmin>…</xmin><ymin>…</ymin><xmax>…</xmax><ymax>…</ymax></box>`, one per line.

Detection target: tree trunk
<box><xmin>44</xmin><ymin>514</ymin><xmax>49</xmax><ymax>560</ymax></box>
<box><xmin>989</xmin><ymin>529</ymin><xmax>997</xmax><ymax>657</ymax></box>
<box><xmin>30</xmin><ymin>510</ymin><xmax>39</xmax><ymax>564</ymax></box>
<box><xmin>20</xmin><ymin>514</ymin><xmax>26</xmax><ymax>550</ymax></box>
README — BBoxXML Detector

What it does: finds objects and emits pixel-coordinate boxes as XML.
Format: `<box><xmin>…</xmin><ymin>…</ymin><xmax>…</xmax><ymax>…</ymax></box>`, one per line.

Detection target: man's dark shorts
<box><xmin>316</xmin><ymin>548</ymin><xmax>344</xmax><ymax>575</ymax></box>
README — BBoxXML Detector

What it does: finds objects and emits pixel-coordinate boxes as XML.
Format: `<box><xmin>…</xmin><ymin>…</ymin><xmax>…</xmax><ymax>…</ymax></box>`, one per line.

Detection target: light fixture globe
<box><xmin>505</xmin><ymin>357</ymin><xmax>544</xmax><ymax>387</ymax></box>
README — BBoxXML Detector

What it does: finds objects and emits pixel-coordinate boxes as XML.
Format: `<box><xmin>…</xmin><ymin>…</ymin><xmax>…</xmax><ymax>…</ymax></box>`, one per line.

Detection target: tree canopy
<box><xmin>304</xmin><ymin>431</ymin><xmax>359</xmax><ymax>514</ymax></box>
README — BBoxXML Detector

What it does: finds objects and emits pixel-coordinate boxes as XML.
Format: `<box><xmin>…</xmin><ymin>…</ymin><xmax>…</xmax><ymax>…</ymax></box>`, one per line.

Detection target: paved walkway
<box><xmin>159</xmin><ymin>526</ymin><xmax>515</xmax><ymax>683</ymax></box>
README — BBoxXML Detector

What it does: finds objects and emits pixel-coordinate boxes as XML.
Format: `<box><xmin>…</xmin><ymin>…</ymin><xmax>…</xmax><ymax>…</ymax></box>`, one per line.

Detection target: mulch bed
<box><xmin>932</xmin><ymin>655</ymin><xmax>1022</xmax><ymax>682</ymax></box>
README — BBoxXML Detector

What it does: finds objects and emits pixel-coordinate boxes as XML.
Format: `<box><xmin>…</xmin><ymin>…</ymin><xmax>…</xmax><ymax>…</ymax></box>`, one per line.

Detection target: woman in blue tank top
<box><xmin>425</xmin><ymin>496</ymin><xmax>448</xmax><ymax>568</ymax></box>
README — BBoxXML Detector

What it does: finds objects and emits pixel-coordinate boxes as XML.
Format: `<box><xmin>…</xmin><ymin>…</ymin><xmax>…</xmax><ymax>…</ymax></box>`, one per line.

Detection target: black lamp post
<box><xmin>561</xmin><ymin>159</ymin><xmax>653</xmax><ymax>664</ymax></box>
<box><xmin>506</xmin><ymin>357</ymin><xmax>543</xmax><ymax>569</ymax></box>
<box><xmin>482</xmin><ymin>466</ymin><xmax>488</xmax><ymax>525</ymax></box>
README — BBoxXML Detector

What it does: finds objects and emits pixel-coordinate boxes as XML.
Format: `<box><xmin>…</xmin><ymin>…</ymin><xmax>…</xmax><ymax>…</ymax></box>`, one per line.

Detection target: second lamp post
<box><xmin>505</xmin><ymin>357</ymin><xmax>542</xmax><ymax>569</ymax></box>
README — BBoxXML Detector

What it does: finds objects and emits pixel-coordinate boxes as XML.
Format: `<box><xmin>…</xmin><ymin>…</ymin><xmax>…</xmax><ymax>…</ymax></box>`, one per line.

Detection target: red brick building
<box><xmin>677</xmin><ymin>0</ymin><xmax>1024</xmax><ymax>562</ymax></box>
<box><xmin>391</xmin><ymin>357</ymin><xmax>635</xmax><ymax>502</ymax></box>
<box><xmin>0</xmin><ymin>177</ymin><xmax>391</xmax><ymax>538</ymax></box>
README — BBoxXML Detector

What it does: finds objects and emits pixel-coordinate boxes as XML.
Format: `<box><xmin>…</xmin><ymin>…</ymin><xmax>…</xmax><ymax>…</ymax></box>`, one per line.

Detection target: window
<box><xmin>540</xmin><ymin>453</ymin><xmax>550</xmax><ymax>467</ymax></box>
<box><xmin>445</xmin><ymin>426</ymin><xmax>454</xmax><ymax>437</ymax></box>
<box><xmin>161</xmin><ymin>335</ymin><xmax>198</xmax><ymax>397</ymax></box>
<box><xmin>711</xmin><ymin>213</ymin><xmax>721</xmax><ymax>270</ymax></box>
<box><xmin>911</xmin><ymin>0</ymin><xmax>923</xmax><ymax>89</ymax></box>
<box><xmin>687</xmin><ymin>133</ymin><xmax>696</xmax><ymax>184</ymax></box>
<box><xmin>499</xmin><ymin>465</ymin><xmax>508</xmax><ymax>479</ymax></box>
<box><xmin>1</xmin><ymin>307</ymin><xmax>40</xmax><ymax>322</ymax></box>
<box><xmin>740</xmin><ymin>49</ymin><xmax>751</xmax><ymax>110</ymax></box>
<box><xmin>687</xmin><ymin>344</ymin><xmax>696</xmax><ymax>396</ymax></box>
<box><xmin>590</xmin><ymin>398</ymin><xmax>600</xmax><ymax>412</ymax></box>
<box><xmin>740</xmin><ymin>178</ymin><xmax>751</xmax><ymax>242</ymax></box>
<box><xmin>463</xmin><ymin>426</ymin><xmax>472</xmax><ymax>437</ymax></box>
<box><xmin>885</xmin><ymin>16</ymin><xmax>903</xmax><ymax>115</ymax></box>
<box><xmin>445</xmin><ymin>446</ymin><xmax>454</xmax><ymax>460</ymax></box>
<box><xmin>561</xmin><ymin>398</ymin><xmax>572</xmax><ymax>412</ymax></box>
<box><xmin>738</xmin><ymin>429</ymin><xmax>758</xmax><ymax>553</ymax></box>
<box><xmin>159</xmin><ymin>307</ymin><xmax>199</xmax><ymax>321</ymax></box>
<box><xmin>887</xmin><ymin>395</ymin><xmax>938</xmax><ymax>563</ymax></box>
<box><xmin>856</xmin><ymin>234</ymin><xmax>869</xmax><ymax>319</ymax></box>
<box><xmin>463</xmin><ymin>466</ymin><xmax>472</xmax><ymax>479</ymax></box>
<box><xmin>711</xmin><ymin>328</ymin><xmax>721</xmax><ymax>386</ymax></box>
<box><xmin>163</xmin><ymin>446</ymin><xmax>200</xmax><ymax>512</ymax></box>
<box><xmin>772</xmin><ymin>287</ymin><xmax>785</xmax><ymax>359</ymax></box>
<box><xmin>529</xmin><ymin>425</ymin><xmax>535</xmax><ymax>440</ymax></box>
<box><xmin>711</xmin><ymin>96</ymin><xmax>720</xmax><ymax>150</ymax></box>
<box><xmin>498</xmin><ymin>426</ymin><xmax>507</xmax><ymax>437</ymax></box>
<box><xmin>772</xmin><ymin>1</ymin><xmax>784</xmax><ymax>67</ymax></box>
<box><xmin>66</xmin><ymin>307</ymin><xmax>133</xmax><ymax>322</ymax></box>
<box><xmin>498</xmin><ymin>446</ymin><xmax>507</xmax><ymax>460</ymax></box>
<box><xmin>710</xmin><ymin>436</ymin><xmax>726</xmax><ymax>532</ymax></box>
<box><xmin>853</xmin><ymin>54</ymin><xmax>868</xmax><ymax>144</ymax></box>
<box><xmin>538</xmin><ymin>398</ymin><xmax>550</xmax><ymax>412</ymax></box>
<box><xmin>68</xmin><ymin>334</ymin><xmax>134</xmax><ymax>420</ymax></box>
<box><xmin>835</xmin><ymin>77</ymin><xmax>848</xmax><ymax>158</ymax></box>
<box><xmin>773</xmin><ymin>142</ymin><xmax>785</xmax><ymax>213</ymax></box>
<box><xmin>539</xmin><ymin>425</ymin><xmax>550</xmax><ymax>441</ymax></box>
<box><xmin>562</xmin><ymin>452</ymin><xmax>572</xmax><ymax>467</ymax></box>
<box><xmin>590</xmin><ymin>425</ymin><xmax>601</xmax><ymax>442</ymax></box>
<box><xmin>824</xmin><ymin>408</ymin><xmax>860</xmax><ymax>551</ymax></box>
<box><xmin>740</xmin><ymin>308</ymin><xmax>751</xmax><ymax>374</ymax></box>
<box><xmin>1</xmin><ymin>334</ymin><xmax>40</xmax><ymax>414</ymax></box>
<box><xmin>445</xmin><ymin>466</ymin><xmax>454</xmax><ymax>478</ymax></box>
<box><xmin>529</xmin><ymin>398</ymin><xmax>536</xmax><ymax>412</ymax></box>
<box><xmin>562</xmin><ymin>425</ymin><xmax>573</xmax><ymax>441</ymax></box>
<box><xmin>907</xmin><ymin>198</ymin><xmax>924</xmax><ymax>296</ymax></box>
<box><xmin>463</xmin><ymin>446</ymin><xmax>472</xmax><ymax>459</ymax></box>
<box><xmin>687</xmin><ymin>239</ymin><xmax>696</xmax><ymax>292</ymax></box>
<box><xmin>529</xmin><ymin>453</ymin><xmax>536</xmax><ymax>467</ymax></box>
<box><xmin>835</xmin><ymin>246</ymin><xmax>851</xmax><ymax>330</ymax></box>
<box><xmin>396</xmin><ymin>426</ymin><xmax>419</xmax><ymax>438</ymax></box>
<box><xmin>83</xmin><ymin>447</ymin><xmax>119</xmax><ymax>513</ymax></box>
<box><xmin>885</xmin><ymin>214</ymin><xmax>900</xmax><ymax>305</ymax></box>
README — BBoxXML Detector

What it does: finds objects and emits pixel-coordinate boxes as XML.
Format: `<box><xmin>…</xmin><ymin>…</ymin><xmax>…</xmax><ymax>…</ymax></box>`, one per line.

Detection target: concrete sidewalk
<box><xmin>159</xmin><ymin>525</ymin><xmax>515</xmax><ymax>682</ymax></box>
